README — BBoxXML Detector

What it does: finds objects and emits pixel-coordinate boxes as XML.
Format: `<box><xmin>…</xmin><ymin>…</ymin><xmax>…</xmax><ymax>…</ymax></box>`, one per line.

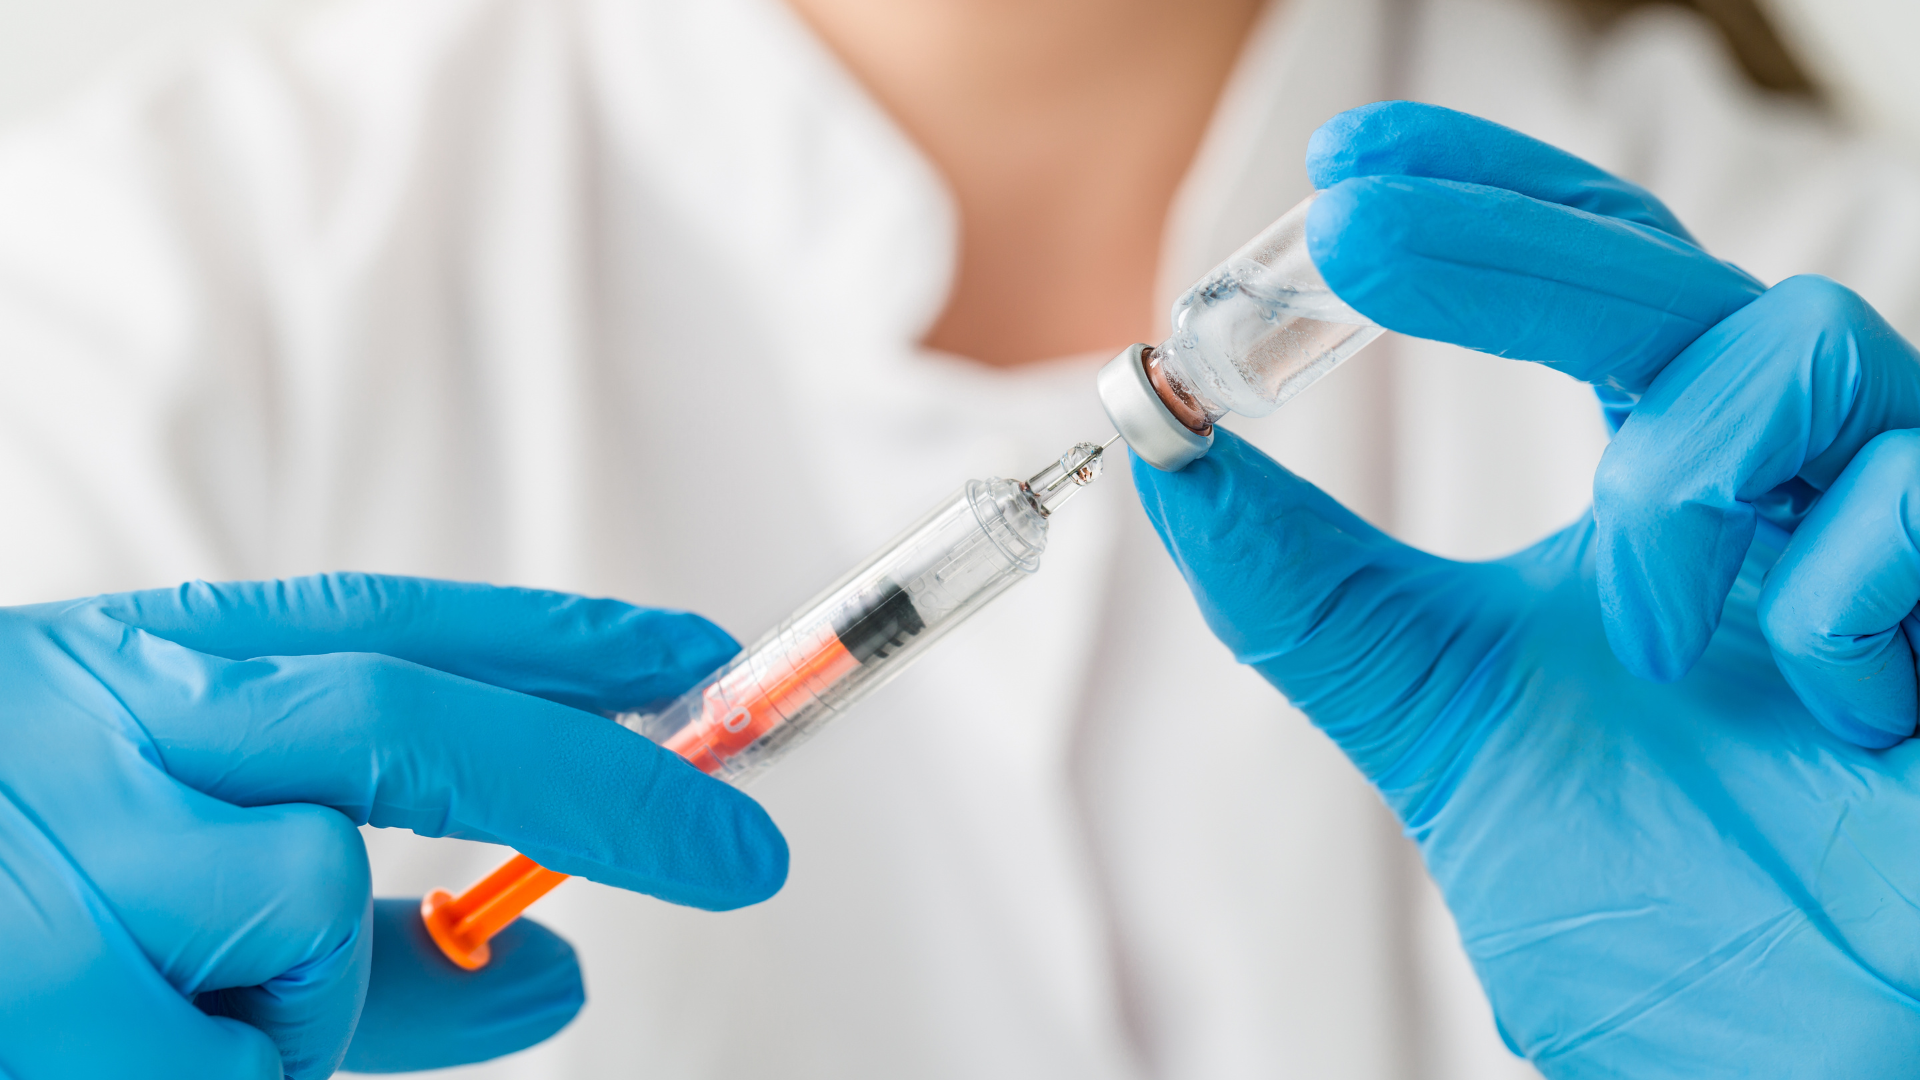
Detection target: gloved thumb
<box><xmin>1134</xmin><ymin>430</ymin><xmax>1510</xmax><ymax>799</ymax></box>
<box><xmin>342</xmin><ymin>899</ymin><xmax>583</xmax><ymax>1072</ymax></box>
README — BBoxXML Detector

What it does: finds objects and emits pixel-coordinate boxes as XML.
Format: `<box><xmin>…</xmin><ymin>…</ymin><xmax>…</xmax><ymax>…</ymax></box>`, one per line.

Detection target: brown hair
<box><xmin>1565</xmin><ymin>0</ymin><xmax>1815</xmax><ymax>94</ymax></box>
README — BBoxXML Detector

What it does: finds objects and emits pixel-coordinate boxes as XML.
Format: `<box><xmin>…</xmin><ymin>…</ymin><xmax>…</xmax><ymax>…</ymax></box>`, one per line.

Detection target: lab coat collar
<box><xmin>583</xmin><ymin>0</ymin><xmax>1395</xmax><ymax>772</ymax></box>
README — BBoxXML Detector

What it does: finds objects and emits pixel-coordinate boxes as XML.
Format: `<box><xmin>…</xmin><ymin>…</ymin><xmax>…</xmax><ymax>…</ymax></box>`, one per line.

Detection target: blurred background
<box><xmin>0</xmin><ymin>1</ymin><xmax>1914</xmax><ymax>1078</ymax></box>
<box><xmin>1758</xmin><ymin>0</ymin><xmax>1920</xmax><ymax>145</ymax></box>
<box><xmin>2</xmin><ymin>0</ymin><xmax>1917</xmax><ymax>140</ymax></box>
<box><xmin>0</xmin><ymin>0</ymin><xmax>321</xmax><ymax>125</ymax></box>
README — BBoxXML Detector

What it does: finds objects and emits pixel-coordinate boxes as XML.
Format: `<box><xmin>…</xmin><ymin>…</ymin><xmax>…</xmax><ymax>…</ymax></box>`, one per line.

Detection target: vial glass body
<box><xmin>1152</xmin><ymin>192</ymin><xmax>1382</xmax><ymax>428</ymax></box>
<box><xmin>1098</xmin><ymin>193</ymin><xmax>1387</xmax><ymax>470</ymax></box>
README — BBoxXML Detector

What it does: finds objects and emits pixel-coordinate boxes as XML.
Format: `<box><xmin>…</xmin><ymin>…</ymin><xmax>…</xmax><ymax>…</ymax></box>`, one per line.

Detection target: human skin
<box><xmin>781</xmin><ymin>0</ymin><xmax>1265</xmax><ymax>368</ymax></box>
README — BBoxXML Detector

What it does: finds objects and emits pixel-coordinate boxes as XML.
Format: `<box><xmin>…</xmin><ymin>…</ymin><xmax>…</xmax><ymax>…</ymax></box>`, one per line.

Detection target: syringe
<box><xmin>422</xmin><ymin>439</ymin><xmax>1113</xmax><ymax>969</ymax></box>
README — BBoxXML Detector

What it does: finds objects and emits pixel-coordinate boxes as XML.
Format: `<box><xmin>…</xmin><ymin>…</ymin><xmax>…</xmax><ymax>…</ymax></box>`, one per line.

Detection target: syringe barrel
<box><xmin>421</xmin><ymin>443</ymin><xmax>1104</xmax><ymax>971</ymax></box>
<box><xmin>619</xmin><ymin>476</ymin><xmax>1049</xmax><ymax>785</ymax></box>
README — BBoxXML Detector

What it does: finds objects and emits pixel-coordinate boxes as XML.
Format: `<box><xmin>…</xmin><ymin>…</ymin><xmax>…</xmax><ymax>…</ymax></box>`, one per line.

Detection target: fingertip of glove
<box><xmin>1129</xmin><ymin>433</ymin><xmax>1231</xmax><ymax>525</ymax></box>
<box><xmin>558</xmin><ymin>605</ymin><xmax>740</xmax><ymax>713</ymax></box>
<box><xmin>1621</xmin><ymin>652</ymin><xmax>1690</xmax><ymax>685</ymax></box>
<box><xmin>1599</xmin><ymin>608</ymin><xmax>1701</xmax><ymax>685</ymax></box>
<box><xmin>637</xmin><ymin>608</ymin><xmax>742</xmax><ymax>681</ymax></box>
<box><xmin>607</xmin><ymin>751</ymin><xmax>790</xmax><ymax>910</ymax></box>
<box><xmin>1594</xmin><ymin>517</ymin><xmax>1749</xmax><ymax>687</ymax></box>
<box><xmin>691</xmin><ymin>786</ymin><xmax>789</xmax><ymax>910</ymax></box>
<box><xmin>1303</xmin><ymin>179</ymin><xmax>1360</xmax><ymax>270</ymax></box>
<box><xmin>1305</xmin><ymin>100</ymin><xmax>1461</xmax><ymax>188</ymax></box>
<box><xmin>1129</xmin><ymin>430</ymin><xmax>1321</xmax><ymax>571</ymax></box>
<box><xmin>196</xmin><ymin>1015</ymin><xmax>286</xmax><ymax>1080</ymax></box>
<box><xmin>1304</xmin><ymin>104</ymin><xmax>1376</xmax><ymax>188</ymax></box>
<box><xmin>1304</xmin><ymin>177</ymin><xmax>1424</xmax><ymax>328</ymax></box>
<box><xmin>1815</xmin><ymin>711</ymin><xmax>1911</xmax><ymax>751</ymax></box>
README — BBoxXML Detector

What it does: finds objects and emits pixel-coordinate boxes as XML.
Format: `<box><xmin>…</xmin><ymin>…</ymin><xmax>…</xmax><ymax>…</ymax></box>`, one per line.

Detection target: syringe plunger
<box><xmin>421</xmin><ymin>439</ymin><xmax>1110</xmax><ymax>968</ymax></box>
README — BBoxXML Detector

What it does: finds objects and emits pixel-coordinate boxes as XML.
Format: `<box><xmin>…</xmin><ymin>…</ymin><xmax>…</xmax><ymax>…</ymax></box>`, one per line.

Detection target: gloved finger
<box><xmin>98</xmin><ymin>573</ymin><xmax>739</xmax><ymax>715</ymax></box>
<box><xmin>343</xmin><ymin>899</ymin><xmax>582</xmax><ymax>1073</ymax></box>
<box><xmin>181</xmin><ymin>805</ymin><xmax>370</xmax><ymax>1080</ymax></box>
<box><xmin>1759</xmin><ymin>430</ymin><xmax>1920</xmax><ymax>747</ymax></box>
<box><xmin>1594</xmin><ymin>276</ymin><xmax>1920</xmax><ymax>681</ymax></box>
<box><xmin>1305</xmin><ymin>173</ymin><xmax>1763</xmax><ymax>394</ymax></box>
<box><xmin>195</xmin><ymin>890</ymin><xmax>370</xmax><ymax>1080</ymax></box>
<box><xmin>0</xmin><ymin>793</ymin><xmax>282</xmax><ymax>1080</ymax></box>
<box><xmin>71</xmin><ymin>790</ymin><xmax>371</xmax><ymax>1080</ymax></box>
<box><xmin>1307</xmin><ymin>100</ymin><xmax>1693</xmax><ymax>239</ymax></box>
<box><xmin>65</xmin><ymin>613</ymin><xmax>787</xmax><ymax>909</ymax></box>
<box><xmin>1132</xmin><ymin>429</ymin><xmax>1508</xmax><ymax>806</ymax></box>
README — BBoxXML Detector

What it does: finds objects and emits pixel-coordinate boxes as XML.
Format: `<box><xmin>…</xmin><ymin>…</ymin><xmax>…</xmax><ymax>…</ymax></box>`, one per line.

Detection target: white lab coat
<box><xmin>2</xmin><ymin>0</ymin><xmax>1917</xmax><ymax>1077</ymax></box>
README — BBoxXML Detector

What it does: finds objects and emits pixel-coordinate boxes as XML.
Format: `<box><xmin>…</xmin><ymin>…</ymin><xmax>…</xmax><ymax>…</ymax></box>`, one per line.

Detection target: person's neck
<box><xmin>785</xmin><ymin>0</ymin><xmax>1265</xmax><ymax>368</ymax></box>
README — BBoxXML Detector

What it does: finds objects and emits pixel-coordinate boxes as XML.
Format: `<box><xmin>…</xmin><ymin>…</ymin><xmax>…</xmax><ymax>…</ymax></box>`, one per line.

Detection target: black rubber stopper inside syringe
<box><xmin>832</xmin><ymin>581</ymin><xmax>928</xmax><ymax>664</ymax></box>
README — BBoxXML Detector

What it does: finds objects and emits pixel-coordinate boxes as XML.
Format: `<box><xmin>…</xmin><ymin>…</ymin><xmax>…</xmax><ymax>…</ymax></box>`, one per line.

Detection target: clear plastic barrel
<box><xmin>617</xmin><ymin>442</ymin><xmax>1105</xmax><ymax>785</ymax></box>
<box><xmin>1153</xmin><ymin>192</ymin><xmax>1384</xmax><ymax>424</ymax></box>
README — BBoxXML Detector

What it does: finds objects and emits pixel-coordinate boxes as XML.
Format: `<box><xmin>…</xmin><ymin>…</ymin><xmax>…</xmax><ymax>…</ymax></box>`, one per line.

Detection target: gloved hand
<box><xmin>1301</xmin><ymin>100</ymin><xmax>1920</xmax><ymax>747</ymax></box>
<box><xmin>1136</xmin><ymin>430</ymin><xmax>1920</xmax><ymax>1077</ymax></box>
<box><xmin>0</xmin><ymin>573</ymin><xmax>787</xmax><ymax>1080</ymax></box>
<box><xmin>1141</xmin><ymin>104</ymin><xmax>1920</xmax><ymax>1071</ymax></box>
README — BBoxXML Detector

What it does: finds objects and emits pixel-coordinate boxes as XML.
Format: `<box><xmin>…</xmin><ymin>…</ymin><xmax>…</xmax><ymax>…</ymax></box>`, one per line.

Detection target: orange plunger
<box><xmin>422</xmin><ymin>627</ymin><xmax>860</xmax><ymax>969</ymax></box>
<box><xmin>424</xmin><ymin>443</ymin><xmax>1112</xmax><ymax>970</ymax></box>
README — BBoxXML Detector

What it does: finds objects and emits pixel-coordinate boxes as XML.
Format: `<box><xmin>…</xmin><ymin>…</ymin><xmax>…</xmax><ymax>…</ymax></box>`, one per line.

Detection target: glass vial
<box><xmin>1099</xmin><ymin>192</ymin><xmax>1383</xmax><ymax>470</ymax></box>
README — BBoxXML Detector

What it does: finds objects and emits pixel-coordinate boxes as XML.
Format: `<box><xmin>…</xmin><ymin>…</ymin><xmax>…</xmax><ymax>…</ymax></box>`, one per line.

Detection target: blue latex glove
<box><xmin>0</xmin><ymin>573</ymin><xmax>786</xmax><ymax>1080</ymax></box>
<box><xmin>344</xmin><ymin>899</ymin><xmax>585</xmax><ymax>1073</ymax></box>
<box><xmin>1135</xmin><ymin>103</ymin><xmax>1920</xmax><ymax>1071</ymax></box>
<box><xmin>1302</xmin><ymin>101</ymin><xmax>1920</xmax><ymax>746</ymax></box>
<box><xmin>1135</xmin><ymin>430</ymin><xmax>1920</xmax><ymax>1076</ymax></box>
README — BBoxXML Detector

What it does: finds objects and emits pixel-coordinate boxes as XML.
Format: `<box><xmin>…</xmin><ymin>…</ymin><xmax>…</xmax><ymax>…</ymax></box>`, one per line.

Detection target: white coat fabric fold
<box><xmin>2</xmin><ymin>0</ymin><xmax>1917</xmax><ymax>1077</ymax></box>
